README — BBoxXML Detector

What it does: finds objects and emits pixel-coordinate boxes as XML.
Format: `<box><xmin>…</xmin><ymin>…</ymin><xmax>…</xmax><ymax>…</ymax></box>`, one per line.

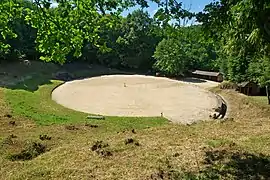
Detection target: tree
<box><xmin>153</xmin><ymin>37</ymin><xmax>189</xmax><ymax>76</ymax></box>
<box><xmin>1</xmin><ymin>0</ymin><xmax>140</xmax><ymax>64</ymax></box>
<box><xmin>197</xmin><ymin>0</ymin><xmax>270</xmax><ymax>104</ymax></box>
<box><xmin>116</xmin><ymin>10</ymin><xmax>161</xmax><ymax>69</ymax></box>
<box><xmin>0</xmin><ymin>0</ymin><xmax>23</xmax><ymax>57</ymax></box>
<box><xmin>1</xmin><ymin>0</ymin><xmax>196</xmax><ymax>64</ymax></box>
<box><xmin>249</xmin><ymin>56</ymin><xmax>270</xmax><ymax>104</ymax></box>
<box><xmin>27</xmin><ymin>0</ymin><xmax>115</xmax><ymax>64</ymax></box>
<box><xmin>153</xmin><ymin>25</ymin><xmax>219</xmax><ymax>77</ymax></box>
<box><xmin>182</xmin><ymin>26</ymin><xmax>219</xmax><ymax>72</ymax></box>
<box><xmin>153</xmin><ymin>0</ymin><xmax>194</xmax><ymax>27</ymax></box>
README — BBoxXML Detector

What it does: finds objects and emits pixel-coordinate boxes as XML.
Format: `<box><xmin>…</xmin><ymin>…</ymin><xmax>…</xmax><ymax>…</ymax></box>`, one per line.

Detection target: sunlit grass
<box><xmin>1</xmin><ymin>62</ymin><xmax>270</xmax><ymax>179</ymax></box>
<box><xmin>4</xmin><ymin>78</ymin><xmax>168</xmax><ymax>131</ymax></box>
<box><xmin>249</xmin><ymin>96</ymin><xmax>269</xmax><ymax>106</ymax></box>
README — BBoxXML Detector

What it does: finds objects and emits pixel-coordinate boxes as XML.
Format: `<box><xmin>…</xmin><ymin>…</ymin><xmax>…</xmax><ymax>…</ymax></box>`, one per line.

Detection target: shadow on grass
<box><xmin>187</xmin><ymin>150</ymin><xmax>270</xmax><ymax>180</ymax></box>
<box><xmin>1</xmin><ymin>61</ymin><xmax>209</xmax><ymax>93</ymax></box>
<box><xmin>0</xmin><ymin>61</ymin><xmax>58</xmax><ymax>92</ymax></box>
<box><xmin>0</xmin><ymin>61</ymin><xmax>136</xmax><ymax>92</ymax></box>
<box><xmin>201</xmin><ymin>150</ymin><xmax>270</xmax><ymax>179</ymax></box>
<box><xmin>152</xmin><ymin>150</ymin><xmax>270</xmax><ymax>180</ymax></box>
<box><xmin>6</xmin><ymin>75</ymin><xmax>53</xmax><ymax>92</ymax></box>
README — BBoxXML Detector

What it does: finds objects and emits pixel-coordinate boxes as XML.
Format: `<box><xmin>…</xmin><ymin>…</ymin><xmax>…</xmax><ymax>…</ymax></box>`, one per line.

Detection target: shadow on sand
<box><xmin>175</xmin><ymin>77</ymin><xmax>207</xmax><ymax>83</ymax></box>
<box><xmin>0</xmin><ymin>61</ymin><xmax>208</xmax><ymax>92</ymax></box>
<box><xmin>0</xmin><ymin>61</ymin><xmax>138</xmax><ymax>92</ymax></box>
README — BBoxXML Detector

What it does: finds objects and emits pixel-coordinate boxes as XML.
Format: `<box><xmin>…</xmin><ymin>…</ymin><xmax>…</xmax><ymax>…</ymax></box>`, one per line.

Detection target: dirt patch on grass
<box><xmin>7</xmin><ymin>142</ymin><xmax>47</xmax><ymax>161</ymax></box>
<box><xmin>65</xmin><ymin>125</ymin><xmax>79</xmax><ymax>131</ymax></box>
<box><xmin>91</xmin><ymin>141</ymin><xmax>112</xmax><ymax>157</ymax></box>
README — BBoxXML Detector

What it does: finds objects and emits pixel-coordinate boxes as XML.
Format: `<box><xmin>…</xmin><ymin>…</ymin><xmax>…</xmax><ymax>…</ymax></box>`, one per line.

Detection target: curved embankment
<box><xmin>52</xmin><ymin>75</ymin><xmax>219</xmax><ymax>124</ymax></box>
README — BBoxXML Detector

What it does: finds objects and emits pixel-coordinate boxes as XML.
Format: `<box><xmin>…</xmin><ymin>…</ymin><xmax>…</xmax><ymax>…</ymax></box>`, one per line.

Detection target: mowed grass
<box><xmin>249</xmin><ymin>96</ymin><xmax>269</xmax><ymax>106</ymax></box>
<box><xmin>4</xmin><ymin>78</ymin><xmax>167</xmax><ymax>130</ymax></box>
<box><xmin>1</xmin><ymin>63</ymin><xmax>270</xmax><ymax>179</ymax></box>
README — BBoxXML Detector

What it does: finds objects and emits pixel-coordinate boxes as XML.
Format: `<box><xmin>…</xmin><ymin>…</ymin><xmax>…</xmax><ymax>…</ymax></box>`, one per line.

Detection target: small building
<box><xmin>191</xmin><ymin>70</ymin><xmax>223</xmax><ymax>82</ymax></box>
<box><xmin>237</xmin><ymin>81</ymin><xmax>260</xmax><ymax>96</ymax></box>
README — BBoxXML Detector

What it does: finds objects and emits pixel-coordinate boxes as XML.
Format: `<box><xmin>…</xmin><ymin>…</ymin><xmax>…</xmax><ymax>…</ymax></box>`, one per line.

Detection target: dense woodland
<box><xmin>0</xmin><ymin>0</ymin><xmax>270</xmax><ymax>95</ymax></box>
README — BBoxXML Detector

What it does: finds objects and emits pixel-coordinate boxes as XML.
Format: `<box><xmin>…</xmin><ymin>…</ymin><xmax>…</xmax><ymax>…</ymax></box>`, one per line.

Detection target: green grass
<box><xmin>4</xmin><ymin>78</ymin><xmax>168</xmax><ymax>130</ymax></box>
<box><xmin>249</xmin><ymin>96</ymin><xmax>269</xmax><ymax>106</ymax></box>
<box><xmin>1</xmin><ymin>62</ymin><xmax>270</xmax><ymax>179</ymax></box>
<box><xmin>206</xmin><ymin>138</ymin><xmax>233</xmax><ymax>148</ymax></box>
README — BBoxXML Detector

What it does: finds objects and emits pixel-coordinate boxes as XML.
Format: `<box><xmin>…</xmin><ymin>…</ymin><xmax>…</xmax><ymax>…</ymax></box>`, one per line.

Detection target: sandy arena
<box><xmin>52</xmin><ymin>75</ymin><xmax>219</xmax><ymax>124</ymax></box>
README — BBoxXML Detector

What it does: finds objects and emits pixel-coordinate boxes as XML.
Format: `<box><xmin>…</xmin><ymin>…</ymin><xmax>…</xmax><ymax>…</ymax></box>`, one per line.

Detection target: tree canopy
<box><xmin>197</xmin><ymin>0</ymin><xmax>270</xmax><ymax>85</ymax></box>
<box><xmin>1</xmin><ymin>0</ymin><xmax>270</xmax><ymax>100</ymax></box>
<box><xmin>1</xmin><ymin>0</ymin><xmax>191</xmax><ymax>63</ymax></box>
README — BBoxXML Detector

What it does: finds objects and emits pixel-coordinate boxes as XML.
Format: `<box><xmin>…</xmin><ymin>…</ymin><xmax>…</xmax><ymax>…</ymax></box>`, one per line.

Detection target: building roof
<box><xmin>237</xmin><ymin>81</ymin><xmax>259</xmax><ymax>87</ymax></box>
<box><xmin>238</xmin><ymin>81</ymin><xmax>250</xmax><ymax>87</ymax></box>
<box><xmin>192</xmin><ymin>70</ymin><xmax>221</xmax><ymax>77</ymax></box>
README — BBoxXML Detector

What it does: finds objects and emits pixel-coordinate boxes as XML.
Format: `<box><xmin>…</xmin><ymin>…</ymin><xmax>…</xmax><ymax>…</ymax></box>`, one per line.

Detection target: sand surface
<box><xmin>52</xmin><ymin>75</ymin><xmax>219</xmax><ymax>124</ymax></box>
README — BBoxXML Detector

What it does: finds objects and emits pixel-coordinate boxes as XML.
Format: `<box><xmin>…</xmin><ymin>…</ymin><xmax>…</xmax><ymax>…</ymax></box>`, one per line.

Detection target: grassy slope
<box><xmin>4</xmin><ymin>79</ymin><xmax>166</xmax><ymax>130</ymax></box>
<box><xmin>249</xmin><ymin>96</ymin><xmax>269</xmax><ymax>106</ymax></box>
<box><xmin>1</xmin><ymin>63</ymin><xmax>270</xmax><ymax>179</ymax></box>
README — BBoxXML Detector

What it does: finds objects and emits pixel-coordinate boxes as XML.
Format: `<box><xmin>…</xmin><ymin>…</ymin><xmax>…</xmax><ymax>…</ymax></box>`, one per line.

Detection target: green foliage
<box><xmin>1</xmin><ymin>0</ymin><xmax>138</xmax><ymax>63</ymax></box>
<box><xmin>27</xmin><ymin>0</ymin><xmax>109</xmax><ymax>64</ymax></box>
<box><xmin>115</xmin><ymin>10</ymin><xmax>161</xmax><ymax>69</ymax></box>
<box><xmin>1</xmin><ymin>0</ymin><xmax>198</xmax><ymax>65</ymax></box>
<box><xmin>153</xmin><ymin>38</ymin><xmax>188</xmax><ymax>76</ymax></box>
<box><xmin>183</xmin><ymin>26</ymin><xmax>219</xmax><ymax>71</ymax></box>
<box><xmin>198</xmin><ymin>0</ymin><xmax>270</xmax><ymax>85</ymax></box>
<box><xmin>153</xmin><ymin>26</ymin><xmax>219</xmax><ymax>76</ymax></box>
<box><xmin>249</xmin><ymin>56</ymin><xmax>270</xmax><ymax>87</ymax></box>
<box><xmin>153</xmin><ymin>0</ymin><xmax>194</xmax><ymax>27</ymax></box>
<box><xmin>227</xmin><ymin>56</ymin><xmax>250</xmax><ymax>82</ymax></box>
<box><xmin>4</xmin><ymin>79</ymin><xmax>167</xmax><ymax>128</ymax></box>
<box><xmin>0</xmin><ymin>0</ymin><xmax>23</xmax><ymax>56</ymax></box>
<box><xmin>1</xmin><ymin>0</ymin><xmax>220</xmax><ymax>75</ymax></box>
<box><xmin>89</xmin><ymin>9</ymin><xmax>162</xmax><ymax>70</ymax></box>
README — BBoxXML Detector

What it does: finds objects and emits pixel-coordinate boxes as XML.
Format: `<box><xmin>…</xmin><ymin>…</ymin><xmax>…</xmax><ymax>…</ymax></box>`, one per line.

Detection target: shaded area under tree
<box><xmin>189</xmin><ymin>149</ymin><xmax>270</xmax><ymax>180</ymax></box>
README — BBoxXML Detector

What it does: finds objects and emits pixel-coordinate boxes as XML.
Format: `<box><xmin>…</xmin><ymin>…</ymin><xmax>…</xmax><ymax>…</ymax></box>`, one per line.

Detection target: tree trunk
<box><xmin>266</xmin><ymin>85</ymin><xmax>270</xmax><ymax>105</ymax></box>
